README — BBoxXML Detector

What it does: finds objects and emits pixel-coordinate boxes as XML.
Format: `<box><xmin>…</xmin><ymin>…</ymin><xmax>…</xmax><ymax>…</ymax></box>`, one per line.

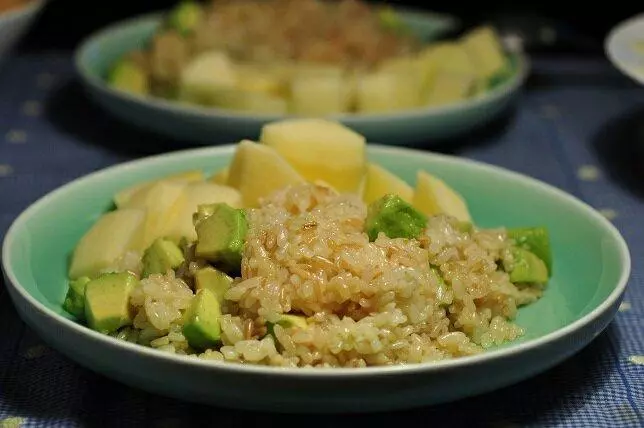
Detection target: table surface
<box><xmin>0</xmin><ymin>52</ymin><xmax>643</xmax><ymax>427</ymax></box>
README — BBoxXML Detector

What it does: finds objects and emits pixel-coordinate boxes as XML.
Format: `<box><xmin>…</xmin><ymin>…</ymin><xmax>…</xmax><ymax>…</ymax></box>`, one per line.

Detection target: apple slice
<box><xmin>114</xmin><ymin>169</ymin><xmax>205</xmax><ymax>208</ymax></box>
<box><xmin>227</xmin><ymin>140</ymin><xmax>305</xmax><ymax>207</ymax></box>
<box><xmin>210</xmin><ymin>167</ymin><xmax>229</xmax><ymax>185</ymax></box>
<box><xmin>69</xmin><ymin>209</ymin><xmax>146</xmax><ymax>279</ymax></box>
<box><xmin>363</xmin><ymin>163</ymin><xmax>413</xmax><ymax>204</ymax></box>
<box><xmin>412</xmin><ymin>170</ymin><xmax>472</xmax><ymax>223</ymax></box>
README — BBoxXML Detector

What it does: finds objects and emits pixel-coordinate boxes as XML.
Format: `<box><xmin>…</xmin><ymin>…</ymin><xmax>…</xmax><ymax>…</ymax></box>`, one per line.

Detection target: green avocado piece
<box><xmin>194</xmin><ymin>266</ymin><xmax>233</xmax><ymax>303</ymax></box>
<box><xmin>63</xmin><ymin>276</ymin><xmax>91</xmax><ymax>321</ymax></box>
<box><xmin>507</xmin><ymin>247</ymin><xmax>549</xmax><ymax>284</ymax></box>
<box><xmin>507</xmin><ymin>227</ymin><xmax>552</xmax><ymax>276</ymax></box>
<box><xmin>194</xmin><ymin>203</ymin><xmax>248</xmax><ymax>272</ymax></box>
<box><xmin>142</xmin><ymin>238</ymin><xmax>186</xmax><ymax>278</ymax></box>
<box><xmin>84</xmin><ymin>272</ymin><xmax>138</xmax><ymax>334</ymax></box>
<box><xmin>192</xmin><ymin>203</ymin><xmax>218</xmax><ymax>228</ymax></box>
<box><xmin>107</xmin><ymin>59</ymin><xmax>148</xmax><ymax>95</ymax></box>
<box><xmin>365</xmin><ymin>194</ymin><xmax>427</xmax><ymax>241</ymax></box>
<box><xmin>377</xmin><ymin>6</ymin><xmax>409</xmax><ymax>34</ymax></box>
<box><xmin>182</xmin><ymin>288</ymin><xmax>222</xmax><ymax>350</ymax></box>
<box><xmin>266</xmin><ymin>314</ymin><xmax>308</xmax><ymax>338</ymax></box>
<box><xmin>167</xmin><ymin>1</ymin><xmax>203</xmax><ymax>36</ymax></box>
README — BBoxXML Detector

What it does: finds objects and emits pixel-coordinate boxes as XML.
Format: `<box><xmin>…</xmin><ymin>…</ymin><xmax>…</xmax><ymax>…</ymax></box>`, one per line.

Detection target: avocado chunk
<box><xmin>167</xmin><ymin>1</ymin><xmax>203</xmax><ymax>36</ymax></box>
<box><xmin>507</xmin><ymin>247</ymin><xmax>549</xmax><ymax>284</ymax></box>
<box><xmin>194</xmin><ymin>203</ymin><xmax>248</xmax><ymax>272</ymax></box>
<box><xmin>182</xmin><ymin>288</ymin><xmax>222</xmax><ymax>350</ymax></box>
<box><xmin>507</xmin><ymin>227</ymin><xmax>552</xmax><ymax>276</ymax></box>
<box><xmin>194</xmin><ymin>267</ymin><xmax>233</xmax><ymax>303</ymax></box>
<box><xmin>107</xmin><ymin>59</ymin><xmax>148</xmax><ymax>95</ymax></box>
<box><xmin>63</xmin><ymin>276</ymin><xmax>91</xmax><ymax>320</ymax></box>
<box><xmin>192</xmin><ymin>203</ymin><xmax>217</xmax><ymax>228</ymax></box>
<box><xmin>142</xmin><ymin>238</ymin><xmax>186</xmax><ymax>278</ymax></box>
<box><xmin>365</xmin><ymin>194</ymin><xmax>427</xmax><ymax>241</ymax></box>
<box><xmin>84</xmin><ymin>272</ymin><xmax>138</xmax><ymax>334</ymax></box>
<box><xmin>266</xmin><ymin>314</ymin><xmax>308</xmax><ymax>338</ymax></box>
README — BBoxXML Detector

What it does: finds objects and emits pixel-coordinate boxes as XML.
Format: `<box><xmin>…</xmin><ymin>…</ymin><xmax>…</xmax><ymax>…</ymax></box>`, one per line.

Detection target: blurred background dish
<box><xmin>605</xmin><ymin>13</ymin><xmax>644</xmax><ymax>85</ymax></box>
<box><xmin>0</xmin><ymin>0</ymin><xmax>45</xmax><ymax>61</ymax></box>
<box><xmin>74</xmin><ymin>1</ymin><xmax>528</xmax><ymax>145</ymax></box>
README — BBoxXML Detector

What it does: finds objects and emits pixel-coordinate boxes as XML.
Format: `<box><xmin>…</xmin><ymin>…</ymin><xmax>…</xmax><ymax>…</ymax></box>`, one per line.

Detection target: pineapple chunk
<box><xmin>356</xmin><ymin>70</ymin><xmax>420</xmax><ymax>113</ymax></box>
<box><xmin>425</xmin><ymin>72</ymin><xmax>475</xmax><ymax>107</ymax></box>
<box><xmin>418</xmin><ymin>42</ymin><xmax>475</xmax><ymax>91</ymax></box>
<box><xmin>236</xmin><ymin>63</ymin><xmax>283</xmax><ymax>96</ymax></box>
<box><xmin>363</xmin><ymin>163</ymin><xmax>413</xmax><ymax>204</ymax></box>
<box><xmin>69</xmin><ymin>209</ymin><xmax>146</xmax><ymax>279</ymax></box>
<box><xmin>289</xmin><ymin>67</ymin><xmax>351</xmax><ymax>115</ymax></box>
<box><xmin>413</xmin><ymin>170</ymin><xmax>472</xmax><ymax>223</ymax></box>
<box><xmin>114</xmin><ymin>170</ymin><xmax>204</xmax><ymax>208</ymax></box>
<box><xmin>210</xmin><ymin>167</ymin><xmax>229</xmax><ymax>185</ymax></box>
<box><xmin>121</xmin><ymin>180</ymin><xmax>188</xmax><ymax>248</ymax></box>
<box><xmin>163</xmin><ymin>182</ymin><xmax>243</xmax><ymax>242</ymax></box>
<box><xmin>213</xmin><ymin>89</ymin><xmax>288</xmax><ymax>114</ymax></box>
<box><xmin>227</xmin><ymin>140</ymin><xmax>305</xmax><ymax>207</ymax></box>
<box><xmin>259</xmin><ymin>119</ymin><xmax>366</xmax><ymax>193</ymax></box>
<box><xmin>461</xmin><ymin>26</ymin><xmax>507</xmax><ymax>79</ymax></box>
<box><xmin>179</xmin><ymin>50</ymin><xmax>237</xmax><ymax>105</ymax></box>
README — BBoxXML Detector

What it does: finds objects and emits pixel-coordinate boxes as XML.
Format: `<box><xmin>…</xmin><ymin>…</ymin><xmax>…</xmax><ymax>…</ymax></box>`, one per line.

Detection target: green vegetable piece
<box><xmin>194</xmin><ymin>203</ymin><xmax>248</xmax><ymax>272</ymax></box>
<box><xmin>84</xmin><ymin>272</ymin><xmax>138</xmax><ymax>334</ymax></box>
<box><xmin>194</xmin><ymin>266</ymin><xmax>233</xmax><ymax>303</ymax></box>
<box><xmin>192</xmin><ymin>203</ymin><xmax>218</xmax><ymax>228</ymax></box>
<box><xmin>507</xmin><ymin>227</ymin><xmax>552</xmax><ymax>276</ymax></box>
<box><xmin>266</xmin><ymin>314</ymin><xmax>308</xmax><ymax>338</ymax></box>
<box><xmin>142</xmin><ymin>238</ymin><xmax>186</xmax><ymax>278</ymax></box>
<box><xmin>507</xmin><ymin>247</ymin><xmax>549</xmax><ymax>284</ymax></box>
<box><xmin>365</xmin><ymin>194</ymin><xmax>427</xmax><ymax>241</ymax></box>
<box><xmin>182</xmin><ymin>288</ymin><xmax>222</xmax><ymax>350</ymax></box>
<box><xmin>63</xmin><ymin>276</ymin><xmax>91</xmax><ymax>320</ymax></box>
<box><xmin>430</xmin><ymin>267</ymin><xmax>452</xmax><ymax>306</ymax></box>
<box><xmin>167</xmin><ymin>1</ymin><xmax>203</xmax><ymax>36</ymax></box>
<box><xmin>377</xmin><ymin>6</ymin><xmax>409</xmax><ymax>34</ymax></box>
<box><xmin>107</xmin><ymin>59</ymin><xmax>148</xmax><ymax>95</ymax></box>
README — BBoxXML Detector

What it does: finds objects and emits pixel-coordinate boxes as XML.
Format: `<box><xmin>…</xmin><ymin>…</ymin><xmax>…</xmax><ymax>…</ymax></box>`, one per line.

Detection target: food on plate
<box><xmin>104</xmin><ymin>0</ymin><xmax>517</xmax><ymax>114</ymax></box>
<box><xmin>63</xmin><ymin>119</ymin><xmax>551</xmax><ymax>368</ymax></box>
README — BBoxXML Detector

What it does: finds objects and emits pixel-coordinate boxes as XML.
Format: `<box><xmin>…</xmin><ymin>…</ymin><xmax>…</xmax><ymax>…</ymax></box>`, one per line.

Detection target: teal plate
<box><xmin>2</xmin><ymin>145</ymin><xmax>629</xmax><ymax>413</ymax></box>
<box><xmin>74</xmin><ymin>10</ymin><xmax>529</xmax><ymax>145</ymax></box>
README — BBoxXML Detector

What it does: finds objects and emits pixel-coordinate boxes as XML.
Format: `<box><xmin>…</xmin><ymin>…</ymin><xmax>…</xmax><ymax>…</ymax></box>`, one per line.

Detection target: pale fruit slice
<box><xmin>259</xmin><ymin>119</ymin><xmax>366</xmax><ymax>193</ymax></box>
<box><xmin>210</xmin><ymin>167</ymin><xmax>229</xmax><ymax>185</ymax></box>
<box><xmin>425</xmin><ymin>72</ymin><xmax>475</xmax><ymax>107</ymax></box>
<box><xmin>236</xmin><ymin>63</ymin><xmax>283</xmax><ymax>95</ymax></box>
<box><xmin>418</xmin><ymin>42</ymin><xmax>475</xmax><ymax>91</ymax></box>
<box><xmin>461</xmin><ymin>26</ymin><xmax>507</xmax><ymax>80</ymax></box>
<box><xmin>114</xmin><ymin>170</ymin><xmax>205</xmax><ymax>208</ymax></box>
<box><xmin>413</xmin><ymin>170</ymin><xmax>472</xmax><ymax>223</ymax></box>
<box><xmin>69</xmin><ymin>209</ymin><xmax>146</xmax><ymax>279</ymax></box>
<box><xmin>356</xmin><ymin>70</ymin><xmax>420</xmax><ymax>113</ymax></box>
<box><xmin>163</xmin><ymin>182</ymin><xmax>243</xmax><ymax>242</ymax></box>
<box><xmin>363</xmin><ymin>163</ymin><xmax>413</xmax><ymax>204</ymax></box>
<box><xmin>122</xmin><ymin>180</ymin><xmax>188</xmax><ymax>248</ymax></box>
<box><xmin>179</xmin><ymin>50</ymin><xmax>237</xmax><ymax>105</ymax></box>
<box><xmin>212</xmin><ymin>89</ymin><xmax>288</xmax><ymax>114</ymax></box>
<box><xmin>289</xmin><ymin>68</ymin><xmax>351</xmax><ymax>115</ymax></box>
<box><xmin>227</xmin><ymin>140</ymin><xmax>305</xmax><ymax>207</ymax></box>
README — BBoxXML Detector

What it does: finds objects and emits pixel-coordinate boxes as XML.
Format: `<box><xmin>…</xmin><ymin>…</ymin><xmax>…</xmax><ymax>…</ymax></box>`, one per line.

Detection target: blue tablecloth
<box><xmin>0</xmin><ymin>53</ymin><xmax>643</xmax><ymax>427</ymax></box>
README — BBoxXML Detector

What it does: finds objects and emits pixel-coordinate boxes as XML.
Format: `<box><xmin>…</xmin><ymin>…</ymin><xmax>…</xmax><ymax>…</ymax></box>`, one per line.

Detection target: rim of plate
<box><xmin>73</xmin><ymin>11</ymin><xmax>529</xmax><ymax>123</ymax></box>
<box><xmin>2</xmin><ymin>145</ymin><xmax>631</xmax><ymax>378</ymax></box>
<box><xmin>605</xmin><ymin>13</ymin><xmax>644</xmax><ymax>84</ymax></box>
<box><xmin>0</xmin><ymin>0</ymin><xmax>45</xmax><ymax>23</ymax></box>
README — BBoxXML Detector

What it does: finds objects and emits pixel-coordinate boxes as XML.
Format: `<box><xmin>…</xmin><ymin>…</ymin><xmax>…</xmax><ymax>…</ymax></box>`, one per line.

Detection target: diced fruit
<box><xmin>141</xmin><ymin>238</ymin><xmax>185</xmax><ymax>278</ymax></box>
<box><xmin>461</xmin><ymin>26</ymin><xmax>507</xmax><ymax>80</ymax></box>
<box><xmin>259</xmin><ymin>119</ymin><xmax>366</xmax><ymax>193</ymax></box>
<box><xmin>194</xmin><ymin>267</ymin><xmax>233</xmax><ymax>303</ymax></box>
<box><xmin>167</xmin><ymin>1</ymin><xmax>203</xmax><ymax>36</ymax></box>
<box><xmin>69</xmin><ymin>209</ymin><xmax>146</xmax><ymax>279</ymax></box>
<box><xmin>122</xmin><ymin>180</ymin><xmax>188</xmax><ymax>248</ymax></box>
<box><xmin>378</xmin><ymin>55</ymin><xmax>424</xmax><ymax>92</ymax></box>
<box><xmin>107</xmin><ymin>58</ymin><xmax>149</xmax><ymax>95</ymax></box>
<box><xmin>227</xmin><ymin>140</ymin><xmax>305</xmax><ymax>207</ymax></box>
<box><xmin>363</xmin><ymin>162</ymin><xmax>413</xmax><ymax>204</ymax></box>
<box><xmin>210</xmin><ymin>168</ymin><xmax>229</xmax><ymax>185</ymax></box>
<box><xmin>164</xmin><ymin>182</ymin><xmax>243</xmax><ymax>242</ymax></box>
<box><xmin>179</xmin><ymin>51</ymin><xmax>237</xmax><ymax>105</ymax></box>
<box><xmin>506</xmin><ymin>247</ymin><xmax>549</xmax><ymax>284</ymax></box>
<box><xmin>212</xmin><ymin>89</ymin><xmax>287</xmax><ymax>114</ymax></box>
<box><xmin>84</xmin><ymin>272</ymin><xmax>138</xmax><ymax>334</ymax></box>
<box><xmin>356</xmin><ymin>69</ymin><xmax>420</xmax><ymax>113</ymax></box>
<box><xmin>182</xmin><ymin>288</ymin><xmax>222</xmax><ymax>350</ymax></box>
<box><xmin>365</xmin><ymin>194</ymin><xmax>427</xmax><ymax>241</ymax></box>
<box><xmin>236</xmin><ymin>63</ymin><xmax>284</xmax><ymax>96</ymax></box>
<box><xmin>413</xmin><ymin>170</ymin><xmax>472</xmax><ymax>223</ymax></box>
<box><xmin>289</xmin><ymin>68</ymin><xmax>351</xmax><ymax>115</ymax></box>
<box><xmin>266</xmin><ymin>314</ymin><xmax>308</xmax><ymax>338</ymax></box>
<box><xmin>114</xmin><ymin>170</ymin><xmax>204</xmax><ymax>209</ymax></box>
<box><xmin>425</xmin><ymin>72</ymin><xmax>475</xmax><ymax>106</ymax></box>
<box><xmin>63</xmin><ymin>276</ymin><xmax>91</xmax><ymax>320</ymax></box>
<box><xmin>194</xmin><ymin>203</ymin><xmax>248</xmax><ymax>272</ymax></box>
<box><xmin>418</xmin><ymin>42</ymin><xmax>474</xmax><ymax>91</ymax></box>
<box><xmin>507</xmin><ymin>227</ymin><xmax>552</xmax><ymax>275</ymax></box>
